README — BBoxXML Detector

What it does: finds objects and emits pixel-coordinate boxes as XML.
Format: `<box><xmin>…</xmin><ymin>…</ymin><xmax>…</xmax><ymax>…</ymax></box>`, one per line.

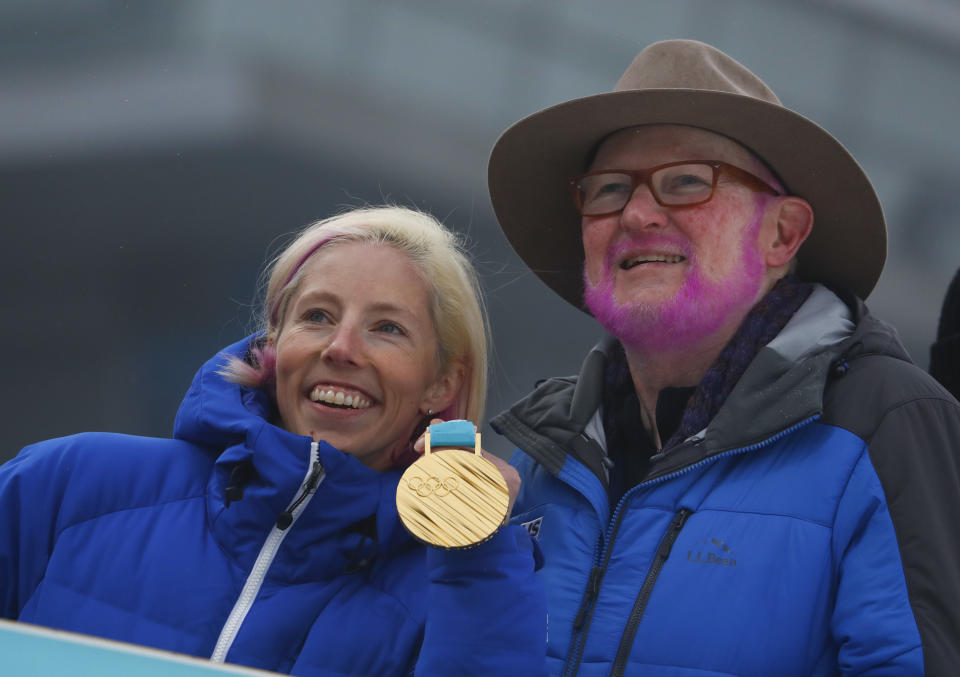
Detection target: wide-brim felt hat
<box><xmin>488</xmin><ymin>39</ymin><xmax>887</xmax><ymax>309</ymax></box>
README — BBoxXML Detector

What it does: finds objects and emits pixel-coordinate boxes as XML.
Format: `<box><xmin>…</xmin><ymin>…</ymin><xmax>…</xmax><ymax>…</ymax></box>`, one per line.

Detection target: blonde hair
<box><xmin>222</xmin><ymin>206</ymin><xmax>489</xmax><ymax>426</ymax></box>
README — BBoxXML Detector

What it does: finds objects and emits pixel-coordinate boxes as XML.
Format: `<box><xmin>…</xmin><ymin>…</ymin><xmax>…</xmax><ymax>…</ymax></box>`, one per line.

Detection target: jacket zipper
<box><xmin>609</xmin><ymin>508</ymin><xmax>692</xmax><ymax>677</ymax></box>
<box><xmin>210</xmin><ymin>441</ymin><xmax>325</xmax><ymax>663</ymax></box>
<box><xmin>560</xmin><ymin>415</ymin><xmax>818</xmax><ymax>676</ymax></box>
<box><xmin>560</xmin><ymin>516</ymin><xmax>621</xmax><ymax>677</ymax></box>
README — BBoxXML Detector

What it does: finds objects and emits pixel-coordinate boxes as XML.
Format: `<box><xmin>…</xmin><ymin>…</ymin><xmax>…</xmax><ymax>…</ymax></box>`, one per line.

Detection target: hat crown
<box><xmin>614</xmin><ymin>39</ymin><xmax>781</xmax><ymax>106</ymax></box>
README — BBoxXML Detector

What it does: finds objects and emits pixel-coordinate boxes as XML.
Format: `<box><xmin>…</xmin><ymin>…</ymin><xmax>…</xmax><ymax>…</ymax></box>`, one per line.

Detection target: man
<box><xmin>488</xmin><ymin>39</ymin><xmax>960</xmax><ymax>675</ymax></box>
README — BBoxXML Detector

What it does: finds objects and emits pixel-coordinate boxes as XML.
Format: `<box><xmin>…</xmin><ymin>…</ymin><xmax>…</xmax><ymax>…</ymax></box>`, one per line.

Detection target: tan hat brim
<box><xmin>488</xmin><ymin>88</ymin><xmax>886</xmax><ymax>309</ymax></box>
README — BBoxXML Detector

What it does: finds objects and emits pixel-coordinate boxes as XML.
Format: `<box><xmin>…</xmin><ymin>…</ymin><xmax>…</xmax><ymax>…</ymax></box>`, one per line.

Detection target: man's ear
<box><xmin>765</xmin><ymin>197</ymin><xmax>814</xmax><ymax>269</ymax></box>
<box><xmin>421</xmin><ymin>361</ymin><xmax>466</xmax><ymax>415</ymax></box>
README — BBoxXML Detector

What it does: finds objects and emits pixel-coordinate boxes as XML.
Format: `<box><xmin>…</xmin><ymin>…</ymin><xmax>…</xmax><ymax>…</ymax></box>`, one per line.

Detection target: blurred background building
<box><xmin>2</xmin><ymin>0</ymin><xmax>958</xmax><ymax>461</ymax></box>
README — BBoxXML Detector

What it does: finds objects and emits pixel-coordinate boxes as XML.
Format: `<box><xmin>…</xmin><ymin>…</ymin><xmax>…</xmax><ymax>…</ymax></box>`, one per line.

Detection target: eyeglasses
<box><xmin>569</xmin><ymin>161</ymin><xmax>783</xmax><ymax>216</ymax></box>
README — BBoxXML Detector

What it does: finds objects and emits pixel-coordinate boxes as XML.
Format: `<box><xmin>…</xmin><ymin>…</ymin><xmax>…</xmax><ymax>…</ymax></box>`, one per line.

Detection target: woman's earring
<box><xmin>427</xmin><ymin>409</ymin><xmax>434</xmax><ymax>416</ymax></box>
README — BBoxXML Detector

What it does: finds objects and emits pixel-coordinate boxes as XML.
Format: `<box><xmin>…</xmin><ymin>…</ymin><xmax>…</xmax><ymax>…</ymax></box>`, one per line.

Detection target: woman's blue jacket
<box><xmin>0</xmin><ymin>336</ymin><xmax>546</xmax><ymax>676</ymax></box>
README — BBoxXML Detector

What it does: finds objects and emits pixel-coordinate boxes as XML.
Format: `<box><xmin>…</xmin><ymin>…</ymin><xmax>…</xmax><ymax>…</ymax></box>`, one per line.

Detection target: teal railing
<box><xmin>0</xmin><ymin>619</ymin><xmax>282</xmax><ymax>676</ymax></box>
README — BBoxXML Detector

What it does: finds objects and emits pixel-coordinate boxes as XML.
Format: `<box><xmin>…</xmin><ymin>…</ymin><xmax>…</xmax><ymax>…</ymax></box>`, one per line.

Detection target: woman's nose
<box><xmin>321</xmin><ymin>325</ymin><xmax>364</xmax><ymax>366</ymax></box>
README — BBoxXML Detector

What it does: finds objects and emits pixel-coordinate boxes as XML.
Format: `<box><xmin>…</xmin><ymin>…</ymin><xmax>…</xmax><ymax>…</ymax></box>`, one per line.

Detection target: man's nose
<box><xmin>619</xmin><ymin>183</ymin><xmax>668</xmax><ymax>230</ymax></box>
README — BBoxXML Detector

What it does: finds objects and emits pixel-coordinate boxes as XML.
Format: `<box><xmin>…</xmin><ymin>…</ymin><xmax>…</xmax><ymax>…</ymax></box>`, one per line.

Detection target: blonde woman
<box><xmin>0</xmin><ymin>206</ymin><xmax>545</xmax><ymax>676</ymax></box>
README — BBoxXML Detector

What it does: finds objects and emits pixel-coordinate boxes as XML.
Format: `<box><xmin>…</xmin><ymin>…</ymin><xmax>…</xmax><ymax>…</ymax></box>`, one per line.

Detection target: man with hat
<box><xmin>489</xmin><ymin>39</ymin><xmax>960</xmax><ymax>675</ymax></box>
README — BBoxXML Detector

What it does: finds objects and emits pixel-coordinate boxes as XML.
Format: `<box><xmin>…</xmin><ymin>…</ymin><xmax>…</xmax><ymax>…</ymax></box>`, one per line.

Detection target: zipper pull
<box><xmin>572</xmin><ymin>566</ymin><xmax>602</xmax><ymax>630</ymax></box>
<box><xmin>276</xmin><ymin>460</ymin><xmax>325</xmax><ymax>530</ymax></box>
<box><xmin>656</xmin><ymin>508</ymin><xmax>692</xmax><ymax>559</ymax></box>
<box><xmin>303</xmin><ymin>461</ymin><xmax>325</xmax><ymax>492</ymax></box>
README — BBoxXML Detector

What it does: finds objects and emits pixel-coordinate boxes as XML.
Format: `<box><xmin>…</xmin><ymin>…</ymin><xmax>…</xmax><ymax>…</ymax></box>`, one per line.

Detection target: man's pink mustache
<box><xmin>603</xmin><ymin>235</ymin><xmax>693</xmax><ymax>275</ymax></box>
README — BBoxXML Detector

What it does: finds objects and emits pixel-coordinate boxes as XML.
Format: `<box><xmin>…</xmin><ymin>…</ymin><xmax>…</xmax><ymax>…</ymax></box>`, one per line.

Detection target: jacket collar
<box><xmin>493</xmin><ymin>285</ymin><xmax>902</xmax><ymax>484</ymax></box>
<box><xmin>173</xmin><ymin>335</ymin><xmax>415</xmax><ymax>581</ymax></box>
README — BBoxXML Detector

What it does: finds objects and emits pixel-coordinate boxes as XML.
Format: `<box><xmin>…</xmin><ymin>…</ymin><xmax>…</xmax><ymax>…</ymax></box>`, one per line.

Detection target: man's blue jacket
<box><xmin>493</xmin><ymin>286</ymin><xmax>960</xmax><ymax>676</ymax></box>
<box><xmin>0</xmin><ymin>336</ymin><xmax>546</xmax><ymax>676</ymax></box>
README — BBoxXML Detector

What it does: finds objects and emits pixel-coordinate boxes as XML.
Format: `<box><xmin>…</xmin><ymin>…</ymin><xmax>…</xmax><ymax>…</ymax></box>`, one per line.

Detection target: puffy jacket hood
<box><xmin>173</xmin><ymin>335</ymin><xmax>273</xmax><ymax>451</ymax></box>
<box><xmin>169</xmin><ymin>334</ymin><xmax>416</xmax><ymax>576</ymax></box>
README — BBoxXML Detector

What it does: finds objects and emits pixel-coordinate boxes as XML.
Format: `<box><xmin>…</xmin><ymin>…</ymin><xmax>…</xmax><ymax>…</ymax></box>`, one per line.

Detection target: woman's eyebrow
<box><xmin>288</xmin><ymin>290</ymin><xmax>341</xmax><ymax>310</ymax></box>
<box><xmin>366</xmin><ymin>301</ymin><xmax>420</xmax><ymax>321</ymax></box>
<box><xmin>294</xmin><ymin>292</ymin><xmax>418</xmax><ymax>320</ymax></box>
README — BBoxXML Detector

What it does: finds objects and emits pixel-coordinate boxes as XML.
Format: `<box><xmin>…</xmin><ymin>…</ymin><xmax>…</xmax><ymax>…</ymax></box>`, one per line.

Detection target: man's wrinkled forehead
<box><xmin>587</xmin><ymin>124</ymin><xmax>784</xmax><ymax>191</ymax></box>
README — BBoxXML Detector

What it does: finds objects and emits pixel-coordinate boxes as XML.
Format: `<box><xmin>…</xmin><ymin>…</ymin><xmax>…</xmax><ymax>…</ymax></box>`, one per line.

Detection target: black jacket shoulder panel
<box><xmin>491</xmin><ymin>337</ymin><xmax>616</xmax><ymax>480</ymax></box>
<box><xmin>823</xmin><ymin>346</ymin><xmax>960</xmax><ymax>674</ymax></box>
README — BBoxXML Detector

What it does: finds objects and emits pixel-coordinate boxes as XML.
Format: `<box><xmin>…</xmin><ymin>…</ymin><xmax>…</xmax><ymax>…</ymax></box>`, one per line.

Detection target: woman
<box><xmin>0</xmin><ymin>206</ymin><xmax>545</xmax><ymax>675</ymax></box>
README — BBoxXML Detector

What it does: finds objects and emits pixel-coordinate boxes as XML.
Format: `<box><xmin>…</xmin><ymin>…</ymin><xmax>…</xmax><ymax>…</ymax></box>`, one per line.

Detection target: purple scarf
<box><xmin>661</xmin><ymin>275</ymin><xmax>813</xmax><ymax>449</ymax></box>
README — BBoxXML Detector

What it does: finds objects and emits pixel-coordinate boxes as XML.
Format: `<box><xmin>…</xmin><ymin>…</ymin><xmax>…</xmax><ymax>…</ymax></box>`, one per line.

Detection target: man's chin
<box><xmin>584</xmin><ymin>275</ymin><xmax>761</xmax><ymax>353</ymax></box>
<box><xmin>584</xmin><ymin>283</ymin><xmax>662</xmax><ymax>346</ymax></box>
<box><xmin>588</xmin><ymin>300</ymin><xmax>667</xmax><ymax>349</ymax></box>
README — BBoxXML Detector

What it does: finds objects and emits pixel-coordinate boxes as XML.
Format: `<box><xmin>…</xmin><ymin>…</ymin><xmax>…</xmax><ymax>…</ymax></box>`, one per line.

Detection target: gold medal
<box><xmin>397</xmin><ymin>420</ymin><xmax>509</xmax><ymax>549</ymax></box>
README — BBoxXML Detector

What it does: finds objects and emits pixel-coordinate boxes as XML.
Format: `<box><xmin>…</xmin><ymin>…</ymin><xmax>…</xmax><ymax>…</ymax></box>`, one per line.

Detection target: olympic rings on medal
<box><xmin>407</xmin><ymin>475</ymin><xmax>459</xmax><ymax>497</ymax></box>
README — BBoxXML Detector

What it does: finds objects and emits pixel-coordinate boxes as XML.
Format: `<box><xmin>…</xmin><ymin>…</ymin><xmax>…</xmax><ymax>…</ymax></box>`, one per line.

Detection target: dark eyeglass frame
<box><xmin>569</xmin><ymin>160</ymin><xmax>784</xmax><ymax>216</ymax></box>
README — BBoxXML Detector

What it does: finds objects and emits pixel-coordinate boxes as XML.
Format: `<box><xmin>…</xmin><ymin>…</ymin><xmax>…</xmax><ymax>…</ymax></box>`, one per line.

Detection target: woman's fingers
<box><xmin>413</xmin><ymin>418</ymin><xmax>446</xmax><ymax>454</ymax></box>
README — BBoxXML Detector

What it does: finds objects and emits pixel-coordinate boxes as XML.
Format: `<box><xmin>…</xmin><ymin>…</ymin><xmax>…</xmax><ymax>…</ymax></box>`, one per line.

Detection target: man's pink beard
<box><xmin>583</xmin><ymin>215</ymin><xmax>766</xmax><ymax>353</ymax></box>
